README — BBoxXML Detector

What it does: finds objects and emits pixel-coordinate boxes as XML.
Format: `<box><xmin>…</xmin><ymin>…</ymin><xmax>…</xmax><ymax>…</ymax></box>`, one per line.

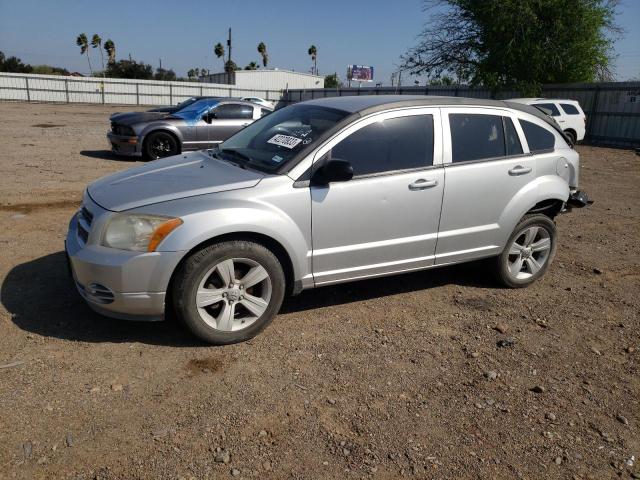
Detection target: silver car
<box><xmin>67</xmin><ymin>95</ymin><xmax>590</xmax><ymax>344</ymax></box>
<box><xmin>108</xmin><ymin>97</ymin><xmax>272</xmax><ymax>159</ymax></box>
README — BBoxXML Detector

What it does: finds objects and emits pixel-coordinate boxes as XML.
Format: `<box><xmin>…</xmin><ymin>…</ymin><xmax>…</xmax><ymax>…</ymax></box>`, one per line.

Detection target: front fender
<box><xmin>154</xmin><ymin>198</ymin><xmax>312</xmax><ymax>287</ymax></box>
<box><xmin>497</xmin><ymin>175</ymin><xmax>570</xmax><ymax>246</ymax></box>
<box><xmin>137</xmin><ymin>122</ymin><xmax>185</xmax><ymax>146</ymax></box>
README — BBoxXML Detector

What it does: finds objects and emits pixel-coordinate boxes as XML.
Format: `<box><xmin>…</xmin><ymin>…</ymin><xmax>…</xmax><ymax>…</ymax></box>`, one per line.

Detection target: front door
<box><xmin>197</xmin><ymin>103</ymin><xmax>255</xmax><ymax>148</ymax></box>
<box><xmin>311</xmin><ymin>108</ymin><xmax>444</xmax><ymax>286</ymax></box>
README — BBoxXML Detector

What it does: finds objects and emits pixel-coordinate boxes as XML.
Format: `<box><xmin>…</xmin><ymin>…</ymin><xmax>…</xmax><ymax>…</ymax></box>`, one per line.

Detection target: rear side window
<box><xmin>560</xmin><ymin>103</ymin><xmax>580</xmax><ymax>115</ymax></box>
<box><xmin>450</xmin><ymin>114</ymin><xmax>505</xmax><ymax>163</ymax></box>
<box><xmin>519</xmin><ymin>119</ymin><xmax>556</xmax><ymax>153</ymax></box>
<box><xmin>332</xmin><ymin>114</ymin><xmax>434</xmax><ymax>177</ymax></box>
<box><xmin>215</xmin><ymin>103</ymin><xmax>254</xmax><ymax>120</ymax></box>
<box><xmin>260</xmin><ymin>108</ymin><xmax>271</xmax><ymax>117</ymax></box>
<box><xmin>534</xmin><ymin>103</ymin><xmax>561</xmax><ymax>117</ymax></box>
<box><xmin>504</xmin><ymin>117</ymin><xmax>523</xmax><ymax>156</ymax></box>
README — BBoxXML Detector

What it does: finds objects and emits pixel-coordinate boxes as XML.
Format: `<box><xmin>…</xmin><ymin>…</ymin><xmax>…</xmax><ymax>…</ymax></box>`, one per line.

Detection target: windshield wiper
<box><xmin>221</xmin><ymin>148</ymin><xmax>253</xmax><ymax>164</ymax></box>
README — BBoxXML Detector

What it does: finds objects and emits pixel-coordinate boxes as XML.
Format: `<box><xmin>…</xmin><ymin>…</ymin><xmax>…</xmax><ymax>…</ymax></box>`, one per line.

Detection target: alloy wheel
<box><xmin>506</xmin><ymin>226</ymin><xmax>552</xmax><ymax>280</ymax></box>
<box><xmin>195</xmin><ymin>257</ymin><xmax>272</xmax><ymax>332</ymax></box>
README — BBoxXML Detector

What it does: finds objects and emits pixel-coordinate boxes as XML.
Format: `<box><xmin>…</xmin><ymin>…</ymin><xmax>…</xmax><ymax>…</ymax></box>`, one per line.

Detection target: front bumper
<box><xmin>107</xmin><ymin>132</ymin><xmax>142</xmax><ymax>157</ymax></box>
<box><xmin>65</xmin><ymin>206</ymin><xmax>185</xmax><ymax>321</ymax></box>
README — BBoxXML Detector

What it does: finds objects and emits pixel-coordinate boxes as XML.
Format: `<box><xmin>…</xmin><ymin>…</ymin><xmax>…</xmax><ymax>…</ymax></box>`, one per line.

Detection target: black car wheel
<box><xmin>144</xmin><ymin>131</ymin><xmax>179</xmax><ymax>160</ymax></box>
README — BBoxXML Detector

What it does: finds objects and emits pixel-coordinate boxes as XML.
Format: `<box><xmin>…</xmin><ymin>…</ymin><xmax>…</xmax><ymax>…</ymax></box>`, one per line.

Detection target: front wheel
<box><xmin>495</xmin><ymin>214</ymin><xmax>557</xmax><ymax>288</ymax></box>
<box><xmin>172</xmin><ymin>241</ymin><xmax>286</xmax><ymax>344</ymax></box>
<box><xmin>144</xmin><ymin>131</ymin><xmax>179</xmax><ymax>160</ymax></box>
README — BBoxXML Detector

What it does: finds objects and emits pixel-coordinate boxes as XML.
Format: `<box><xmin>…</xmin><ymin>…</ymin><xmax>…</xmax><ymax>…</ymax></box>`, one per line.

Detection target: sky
<box><xmin>1</xmin><ymin>0</ymin><xmax>639</xmax><ymax>85</ymax></box>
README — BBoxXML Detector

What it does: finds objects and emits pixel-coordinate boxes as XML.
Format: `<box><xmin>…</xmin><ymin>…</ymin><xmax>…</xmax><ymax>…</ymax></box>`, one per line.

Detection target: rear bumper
<box><xmin>107</xmin><ymin>132</ymin><xmax>142</xmax><ymax>157</ymax></box>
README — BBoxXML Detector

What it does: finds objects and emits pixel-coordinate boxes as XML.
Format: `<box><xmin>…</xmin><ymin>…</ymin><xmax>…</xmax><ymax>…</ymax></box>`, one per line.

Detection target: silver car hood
<box><xmin>88</xmin><ymin>151</ymin><xmax>264</xmax><ymax>212</ymax></box>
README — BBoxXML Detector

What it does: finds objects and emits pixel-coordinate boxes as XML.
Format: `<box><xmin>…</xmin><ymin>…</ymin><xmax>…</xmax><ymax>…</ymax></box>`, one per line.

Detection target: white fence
<box><xmin>0</xmin><ymin>72</ymin><xmax>284</xmax><ymax>106</ymax></box>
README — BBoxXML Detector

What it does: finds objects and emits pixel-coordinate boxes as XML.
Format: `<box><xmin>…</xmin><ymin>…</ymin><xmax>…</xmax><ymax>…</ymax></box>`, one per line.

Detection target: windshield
<box><xmin>219</xmin><ymin>104</ymin><xmax>350</xmax><ymax>172</ymax></box>
<box><xmin>174</xmin><ymin>98</ymin><xmax>218</xmax><ymax>115</ymax></box>
<box><xmin>175</xmin><ymin>97</ymin><xmax>197</xmax><ymax>109</ymax></box>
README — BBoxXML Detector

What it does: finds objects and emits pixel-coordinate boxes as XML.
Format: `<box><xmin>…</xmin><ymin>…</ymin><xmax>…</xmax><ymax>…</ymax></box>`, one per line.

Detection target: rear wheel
<box><xmin>172</xmin><ymin>241</ymin><xmax>285</xmax><ymax>344</ymax></box>
<box><xmin>495</xmin><ymin>214</ymin><xmax>557</xmax><ymax>288</ymax></box>
<box><xmin>144</xmin><ymin>131</ymin><xmax>179</xmax><ymax>160</ymax></box>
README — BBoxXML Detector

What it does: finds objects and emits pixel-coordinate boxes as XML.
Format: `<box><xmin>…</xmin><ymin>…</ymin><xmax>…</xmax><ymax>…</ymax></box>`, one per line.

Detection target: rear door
<box><xmin>436</xmin><ymin>108</ymin><xmax>536</xmax><ymax>264</ymax></box>
<box><xmin>310</xmin><ymin>108</ymin><xmax>444</xmax><ymax>285</ymax></box>
<box><xmin>197</xmin><ymin>103</ymin><xmax>254</xmax><ymax>147</ymax></box>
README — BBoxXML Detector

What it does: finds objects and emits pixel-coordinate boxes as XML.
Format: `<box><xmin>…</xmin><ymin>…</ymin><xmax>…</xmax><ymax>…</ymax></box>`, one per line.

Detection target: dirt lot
<box><xmin>0</xmin><ymin>102</ymin><xmax>638</xmax><ymax>480</ymax></box>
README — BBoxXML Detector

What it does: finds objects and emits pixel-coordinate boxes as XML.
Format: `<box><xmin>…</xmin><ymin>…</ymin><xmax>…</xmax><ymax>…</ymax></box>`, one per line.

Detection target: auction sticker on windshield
<box><xmin>267</xmin><ymin>134</ymin><xmax>303</xmax><ymax>149</ymax></box>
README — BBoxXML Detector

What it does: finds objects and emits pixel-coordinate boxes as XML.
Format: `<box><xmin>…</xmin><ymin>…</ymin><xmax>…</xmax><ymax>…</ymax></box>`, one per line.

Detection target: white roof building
<box><xmin>202</xmin><ymin>69</ymin><xmax>324</xmax><ymax>91</ymax></box>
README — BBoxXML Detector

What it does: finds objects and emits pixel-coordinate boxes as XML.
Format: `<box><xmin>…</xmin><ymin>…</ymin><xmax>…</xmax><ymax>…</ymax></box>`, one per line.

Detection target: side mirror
<box><xmin>203</xmin><ymin>112</ymin><xmax>216</xmax><ymax>124</ymax></box>
<box><xmin>312</xmin><ymin>158</ymin><xmax>353</xmax><ymax>185</ymax></box>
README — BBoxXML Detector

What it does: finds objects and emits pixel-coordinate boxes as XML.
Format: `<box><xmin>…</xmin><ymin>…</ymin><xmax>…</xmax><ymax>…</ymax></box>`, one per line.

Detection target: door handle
<box><xmin>508</xmin><ymin>166</ymin><xmax>532</xmax><ymax>176</ymax></box>
<box><xmin>408</xmin><ymin>179</ymin><xmax>438</xmax><ymax>190</ymax></box>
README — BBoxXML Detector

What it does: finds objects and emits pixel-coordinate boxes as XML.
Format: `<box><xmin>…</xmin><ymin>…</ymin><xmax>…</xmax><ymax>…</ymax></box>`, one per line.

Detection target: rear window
<box><xmin>450</xmin><ymin>114</ymin><xmax>505</xmax><ymax>162</ymax></box>
<box><xmin>534</xmin><ymin>103</ymin><xmax>561</xmax><ymax>117</ymax></box>
<box><xmin>519</xmin><ymin>120</ymin><xmax>555</xmax><ymax>153</ymax></box>
<box><xmin>560</xmin><ymin>103</ymin><xmax>581</xmax><ymax>115</ymax></box>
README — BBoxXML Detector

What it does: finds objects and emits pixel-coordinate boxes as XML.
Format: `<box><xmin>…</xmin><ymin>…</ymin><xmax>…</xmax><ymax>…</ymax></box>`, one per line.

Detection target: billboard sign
<box><xmin>348</xmin><ymin>65</ymin><xmax>374</xmax><ymax>82</ymax></box>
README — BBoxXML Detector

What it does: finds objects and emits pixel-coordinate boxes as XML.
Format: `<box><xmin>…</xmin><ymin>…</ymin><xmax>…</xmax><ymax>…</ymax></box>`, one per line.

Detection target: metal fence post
<box><xmin>587</xmin><ymin>85</ymin><xmax>601</xmax><ymax>143</ymax></box>
<box><xmin>25</xmin><ymin>77</ymin><xmax>30</xmax><ymax>102</ymax></box>
<box><xmin>201</xmin><ymin>85</ymin><xmax>204</xmax><ymax>96</ymax></box>
<box><xmin>101</xmin><ymin>81</ymin><xmax>105</xmax><ymax>104</ymax></box>
<box><xmin>169</xmin><ymin>84</ymin><xmax>173</xmax><ymax>105</ymax></box>
<box><xmin>65</xmin><ymin>78</ymin><xmax>69</xmax><ymax>103</ymax></box>
<box><xmin>136</xmin><ymin>83</ymin><xmax>139</xmax><ymax>105</ymax></box>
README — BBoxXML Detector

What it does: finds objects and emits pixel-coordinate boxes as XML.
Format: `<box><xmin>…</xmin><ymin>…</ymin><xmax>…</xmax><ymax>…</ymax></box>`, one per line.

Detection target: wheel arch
<box><xmin>165</xmin><ymin>231</ymin><xmax>299</xmax><ymax>318</ymax></box>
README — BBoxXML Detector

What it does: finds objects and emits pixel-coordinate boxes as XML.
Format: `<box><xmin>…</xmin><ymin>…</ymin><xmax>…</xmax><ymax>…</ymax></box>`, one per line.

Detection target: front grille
<box><xmin>77</xmin><ymin>205</ymin><xmax>93</xmax><ymax>246</ymax></box>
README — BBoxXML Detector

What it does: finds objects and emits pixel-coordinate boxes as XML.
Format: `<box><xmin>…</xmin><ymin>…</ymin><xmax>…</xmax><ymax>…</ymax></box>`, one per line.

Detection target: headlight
<box><xmin>102</xmin><ymin>214</ymin><xmax>183</xmax><ymax>252</ymax></box>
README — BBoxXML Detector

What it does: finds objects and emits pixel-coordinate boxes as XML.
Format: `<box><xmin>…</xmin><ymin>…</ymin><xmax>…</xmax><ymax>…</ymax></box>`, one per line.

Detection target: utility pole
<box><xmin>226</xmin><ymin>28</ymin><xmax>232</xmax><ymax>83</ymax></box>
<box><xmin>159</xmin><ymin>58</ymin><xmax>162</xmax><ymax>70</ymax></box>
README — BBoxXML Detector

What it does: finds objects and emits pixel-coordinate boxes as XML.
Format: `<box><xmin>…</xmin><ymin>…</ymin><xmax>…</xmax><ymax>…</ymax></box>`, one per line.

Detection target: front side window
<box><xmin>534</xmin><ymin>103</ymin><xmax>561</xmax><ymax>117</ymax></box>
<box><xmin>519</xmin><ymin>119</ymin><xmax>556</xmax><ymax>153</ymax></box>
<box><xmin>215</xmin><ymin>103</ymin><xmax>254</xmax><ymax>120</ymax></box>
<box><xmin>450</xmin><ymin>114</ymin><xmax>505</xmax><ymax>163</ymax></box>
<box><xmin>331</xmin><ymin>115</ymin><xmax>434</xmax><ymax>177</ymax></box>
<box><xmin>260</xmin><ymin>108</ymin><xmax>271</xmax><ymax>117</ymax></box>
<box><xmin>560</xmin><ymin>103</ymin><xmax>580</xmax><ymax>115</ymax></box>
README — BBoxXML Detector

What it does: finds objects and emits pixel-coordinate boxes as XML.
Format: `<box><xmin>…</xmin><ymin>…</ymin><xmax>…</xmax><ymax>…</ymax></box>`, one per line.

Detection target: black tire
<box><xmin>495</xmin><ymin>214</ymin><xmax>558</xmax><ymax>288</ymax></box>
<box><xmin>564</xmin><ymin>129</ymin><xmax>576</xmax><ymax>146</ymax></box>
<box><xmin>144</xmin><ymin>131</ymin><xmax>179</xmax><ymax>160</ymax></box>
<box><xmin>172</xmin><ymin>241</ymin><xmax>286</xmax><ymax>345</ymax></box>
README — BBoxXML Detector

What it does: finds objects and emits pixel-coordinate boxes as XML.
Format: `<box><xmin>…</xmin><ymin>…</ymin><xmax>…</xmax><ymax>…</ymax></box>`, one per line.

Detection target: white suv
<box><xmin>509</xmin><ymin>98</ymin><xmax>586</xmax><ymax>144</ymax></box>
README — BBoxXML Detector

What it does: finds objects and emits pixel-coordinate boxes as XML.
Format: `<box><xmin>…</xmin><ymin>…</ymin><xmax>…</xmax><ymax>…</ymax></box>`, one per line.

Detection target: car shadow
<box><xmin>281</xmin><ymin>260</ymin><xmax>498</xmax><ymax>314</ymax></box>
<box><xmin>80</xmin><ymin>150</ymin><xmax>138</xmax><ymax>162</ymax></box>
<box><xmin>2</xmin><ymin>251</ymin><xmax>499</xmax><ymax>345</ymax></box>
<box><xmin>1</xmin><ymin>251</ymin><xmax>200</xmax><ymax>346</ymax></box>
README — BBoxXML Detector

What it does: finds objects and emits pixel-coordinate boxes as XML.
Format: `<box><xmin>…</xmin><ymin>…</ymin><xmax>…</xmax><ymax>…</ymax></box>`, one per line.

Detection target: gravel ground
<box><xmin>0</xmin><ymin>102</ymin><xmax>638</xmax><ymax>480</ymax></box>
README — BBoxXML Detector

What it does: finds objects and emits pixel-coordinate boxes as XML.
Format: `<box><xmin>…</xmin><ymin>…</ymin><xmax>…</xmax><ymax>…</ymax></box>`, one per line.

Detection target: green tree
<box><xmin>91</xmin><ymin>34</ymin><xmax>105</xmax><ymax>74</ymax></box>
<box><xmin>257</xmin><ymin>42</ymin><xmax>268</xmax><ymax>67</ymax></box>
<box><xmin>224</xmin><ymin>60</ymin><xmax>238</xmax><ymax>73</ymax></box>
<box><xmin>105</xmin><ymin>59</ymin><xmax>153</xmax><ymax>79</ymax></box>
<box><xmin>31</xmin><ymin>65</ymin><xmax>70</xmax><ymax>75</ymax></box>
<box><xmin>308</xmin><ymin>45</ymin><xmax>317</xmax><ymax>75</ymax></box>
<box><xmin>214</xmin><ymin>42</ymin><xmax>225</xmax><ymax>70</ymax></box>
<box><xmin>401</xmin><ymin>0</ymin><xmax>621</xmax><ymax>95</ymax></box>
<box><xmin>154</xmin><ymin>67</ymin><xmax>177</xmax><ymax>81</ymax></box>
<box><xmin>324</xmin><ymin>73</ymin><xmax>341</xmax><ymax>88</ymax></box>
<box><xmin>76</xmin><ymin>33</ymin><xmax>93</xmax><ymax>76</ymax></box>
<box><xmin>0</xmin><ymin>51</ymin><xmax>33</xmax><ymax>73</ymax></box>
<box><xmin>104</xmin><ymin>39</ymin><xmax>116</xmax><ymax>65</ymax></box>
<box><xmin>244</xmin><ymin>61</ymin><xmax>258</xmax><ymax>70</ymax></box>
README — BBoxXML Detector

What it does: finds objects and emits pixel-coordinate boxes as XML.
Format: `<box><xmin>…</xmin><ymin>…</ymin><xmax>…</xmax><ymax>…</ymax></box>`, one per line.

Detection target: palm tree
<box><xmin>257</xmin><ymin>42</ymin><xmax>268</xmax><ymax>68</ymax></box>
<box><xmin>91</xmin><ymin>34</ymin><xmax>105</xmax><ymax>75</ymax></box>
<box><xmin>187</xmin><ymin>68</ymin><xmax>196</xmax><ymax>80</ymax></box>
<box><xmin>308</xmin><ymin>45</ymin><xmax>317</xmax><ymax>75</ymax></box>
<box><xmin>76</xmin><ymin>33</ymin><xmax>93</xmax><ymax>76</ymax></box>
<box><xmin>104</xmin><ymin>39</ymin><xmax>116</xmax><ymax>65</ymax></box>
<box><xmin>244</xmin><ymin>61</ymin><xmax>258</xmax><ymax>70</ymax></box>
<box><xmin>194</xmin><ymin>67</ymin><xmax>200</xmax><ymax>78</ymax></box>
<box><xmin>214</xmin><ymin>42</ymin><xmax>225</xmax><ymax>70</ymax></box>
